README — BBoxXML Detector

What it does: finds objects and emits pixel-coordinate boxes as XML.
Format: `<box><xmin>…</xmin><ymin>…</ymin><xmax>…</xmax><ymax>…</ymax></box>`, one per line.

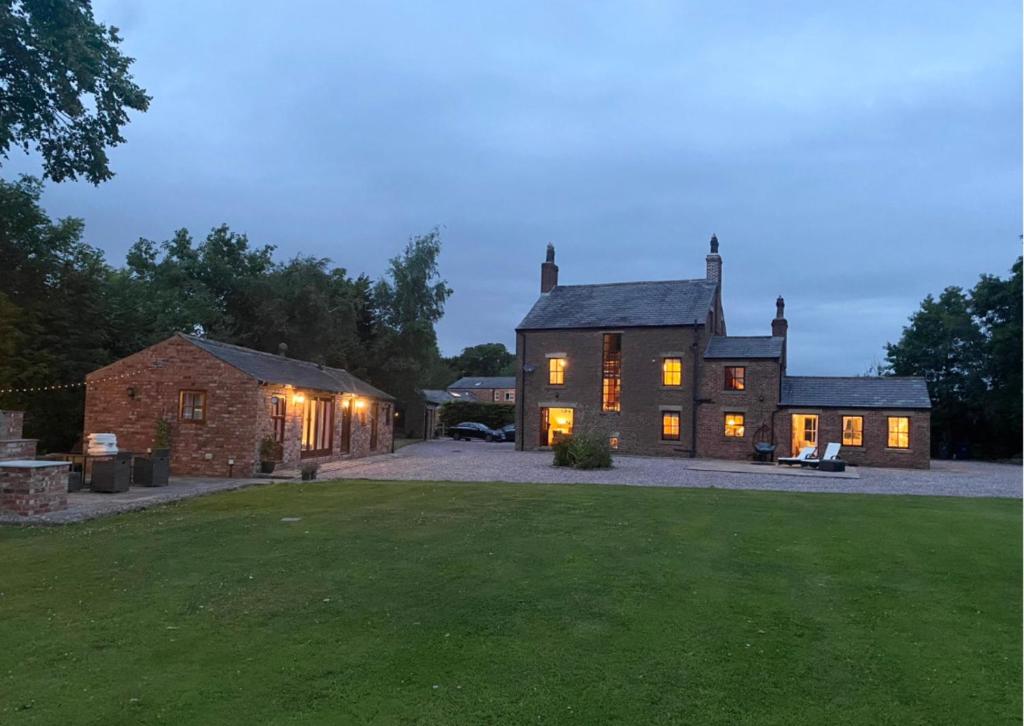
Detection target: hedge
<box><xmin>439</xmin><ymin>401</ymin><xmax>515</xmax><ymax>430</ymax></box>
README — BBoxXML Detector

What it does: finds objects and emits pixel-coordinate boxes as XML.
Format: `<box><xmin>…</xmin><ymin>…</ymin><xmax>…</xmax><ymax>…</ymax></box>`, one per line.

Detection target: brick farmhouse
<box><xmin>84</xmin><ymin>334</ymin><xmax>394</xmax><ymax>477</ymax></box>
<box><xmin>447</xmin><ymin>376</ymin><xmax>517</xmax><ymax>403</ymax></box>
<box><xmin>514</xmin><ymin>238</ymin><xmax>931</xmax><ymax>468</ymax></box>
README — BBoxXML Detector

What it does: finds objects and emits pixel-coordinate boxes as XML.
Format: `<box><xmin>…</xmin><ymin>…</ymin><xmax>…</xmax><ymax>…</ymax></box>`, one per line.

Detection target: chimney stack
<box><xmin>541</xmin><ymin>243</ymin><xmax>559</xmax><ymax>293</ymax></box>
<box><xmin>706</xmin><ymin>234</ymin><xmax>722</xmax><ymax>284</ymax></box>
<box><xmin>772</xmin><ymin>296</ymin><xmax>788</xmax><ymax>371</ymax></box>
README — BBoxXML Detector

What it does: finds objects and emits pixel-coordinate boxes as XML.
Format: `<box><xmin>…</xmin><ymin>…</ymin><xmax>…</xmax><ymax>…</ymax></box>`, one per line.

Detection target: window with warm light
<box><xmin>887</xmin><ymin>416</ymin><xmax>910</xmax><ymax>448</ymax></box>
<box><xmin>662</xmin><ymin>357</ymin><xmax>682</xmax><ymax>386</ymax></box>
<box><xmin>608</xmin><ymin>435</ymin><xmax>619</xmax><ymax>450</ymax></box>
<box><xmin>601</xmin><ymin>334</ymin><xmax>622</xmax><ymax>412</ymax></box>
<box><xmin>540</xmin><ymin>407</ymin><xmax>574</xmax><ymax>446</ymax></box>
<box><xmin>842</xmin><ymin>416</ymin><xmax>863</xmax><ymax>447</ymax></box>
<box><xmin>301</xmin><ymin>396</ymin><xmax>334</xmax><ymax>456</ymax></box>
<box><xmin>724</xmin><ymin>366</ymin><xmax>746</xmax><ymax>391</ymax></box>
<box><xmin>179</xmin><ymin>390</ymin><xmax>206</xmax><ymax>422</ymax></box>
<box><xmin>724</xmin><ymin>412</ymin><xmax>745</xmax><ymax>437</ymax></box>
<box><xmin>548</xmin><ymin>357</ymin><xmax>566</xmax><ymax>385</ymax></box>
<box><xmin>661</xmin><ymin>411</ymin><xmax>681</xmax><ymax>440</ymax></box>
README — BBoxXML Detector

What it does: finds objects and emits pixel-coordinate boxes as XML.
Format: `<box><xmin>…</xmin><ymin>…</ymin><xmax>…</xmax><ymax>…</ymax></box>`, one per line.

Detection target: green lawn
<box><xmin>1</xmin><ymin>481</ymin><xmax>1019</xmax><ymax>725</ymax></box>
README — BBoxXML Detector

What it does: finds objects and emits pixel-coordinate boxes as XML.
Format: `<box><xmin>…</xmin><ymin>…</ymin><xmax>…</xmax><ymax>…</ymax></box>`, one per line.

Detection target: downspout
<box><xmin>515</xmin><ymin>331</ymin><xmax>525</xmax><ymax>452</ymax></box>
<box><xmin>690</xmin><ymin>318</ymin><xmax>700</xmax><ymax>458</ymax></box>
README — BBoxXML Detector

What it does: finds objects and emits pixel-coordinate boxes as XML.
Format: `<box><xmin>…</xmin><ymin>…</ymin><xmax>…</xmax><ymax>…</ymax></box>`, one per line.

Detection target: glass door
<box><xmin>791</xmin><ymin>414</ymin><xmax>819</xmax><ymax>456</ymax></box>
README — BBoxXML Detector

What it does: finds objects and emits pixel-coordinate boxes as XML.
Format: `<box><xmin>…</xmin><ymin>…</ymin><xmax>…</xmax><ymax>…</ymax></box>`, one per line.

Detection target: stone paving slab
<box><xmin>0</xmin><ymin>476</ymin><xmax>266</xmax><ymax>526</ymax></box>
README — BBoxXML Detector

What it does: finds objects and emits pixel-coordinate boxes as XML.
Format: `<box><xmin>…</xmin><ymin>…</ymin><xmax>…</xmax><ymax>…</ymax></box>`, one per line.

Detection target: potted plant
<box><xmin>134</xmin><ymin>418</ymin><xmax>172</xmax><ymax>487</ymax></box>
<box><xmin>300</xmin><ymin>461</ymin><xmax>319</xmax><ymax>481</ymax></box>
<box><xmin>259</xmin><ymin>436</ymin><xmax>282</xmax><ymax>474</ymax></box>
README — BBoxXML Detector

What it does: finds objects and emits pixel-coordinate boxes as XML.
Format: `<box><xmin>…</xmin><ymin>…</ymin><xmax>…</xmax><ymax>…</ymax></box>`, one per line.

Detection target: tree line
<box><xmin>0</xmin><ymin>176</ymin><xmax>465</xmax><ymax>451</ymax></box>
<box><xmin>884</xmin><ymin>256</ymin><xmax>1021</xmax><ymax>460</ymax></box>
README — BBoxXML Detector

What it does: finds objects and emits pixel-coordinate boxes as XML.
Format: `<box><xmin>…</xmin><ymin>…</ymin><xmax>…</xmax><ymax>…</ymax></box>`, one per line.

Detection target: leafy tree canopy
<box><xmin>0</xmin><ymin>0</ymin><xmax>150</xmax><ymax>183</ymax></box>
<box><xmin>445</xmin><ymin>343</ymin><xmax>515</xmax><ymax>379</ymax></box>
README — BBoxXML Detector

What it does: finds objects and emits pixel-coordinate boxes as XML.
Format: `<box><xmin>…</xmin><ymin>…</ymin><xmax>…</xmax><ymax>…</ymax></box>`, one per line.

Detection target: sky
<box><xmin>7</xmin><ymin>1</ymin><xmax>1021</xmax><ymax>374</ymax></box>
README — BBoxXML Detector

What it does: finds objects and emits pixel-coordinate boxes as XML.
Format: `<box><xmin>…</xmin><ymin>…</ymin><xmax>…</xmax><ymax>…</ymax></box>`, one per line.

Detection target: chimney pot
<box><xmin>541</xmin><ymin>243</ymin><xmax>559</xmax><ymax>293</ymax></box>
<box><xmin>278</xmin><ymin>342</ymin><xmax>288</xmax><ymax>357</ymax></box>
<box><xmin>705</xmin><ymin>234</ymin><xmax>722</xmax><ymax>284</ymax></box>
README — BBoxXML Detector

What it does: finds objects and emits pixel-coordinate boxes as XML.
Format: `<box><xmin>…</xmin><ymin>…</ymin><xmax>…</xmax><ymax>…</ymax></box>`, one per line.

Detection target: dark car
<box><xmin>449</xmin><ymin>422</ymin><xmax>501</xmax><ymax>441</ymax></box>
<box><xmin>499</xmin><ymin>424</ymin><xmax>516</xmax><ymax>442</ymax></box>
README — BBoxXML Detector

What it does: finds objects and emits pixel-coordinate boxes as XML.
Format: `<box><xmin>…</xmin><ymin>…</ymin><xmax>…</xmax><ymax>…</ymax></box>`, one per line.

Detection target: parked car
<box><xmin>499</xmin><ymin>424</ymin><xmax>516</xmax><ymax>442</ymax></box>
<box><xmin>449</xmin><ymin>422</ymin><xmax>501</xmax><ymax>441</ymax></box>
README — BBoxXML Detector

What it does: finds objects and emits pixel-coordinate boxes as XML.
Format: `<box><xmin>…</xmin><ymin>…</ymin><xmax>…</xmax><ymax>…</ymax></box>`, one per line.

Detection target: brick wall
<box><xmin>0</xmin><ymin>410</ymin><xmax>25</xmax><ymax>439</ymax></box>
<box><xmin>0</xmin><ymin>440</ymin><xmax>37</xmax><ymax>460</ymax></box>
<box><xmin>696</xmin><ymin>358</ymin><xmax>782</xmax><ymax>461</ymax></box>
<box><xmin>0</xmin><ymin>462</ymin><xmax>69</xmax><ymax>515</ymax></box>
<box><xmin>516</xmin><ymin>325</ymin><xmax>708</xmax><ymax>456</ymax></box>
<box><xmin>776</xmin><ymin>408</ymin><xmax>930</xmax><ymax>469</ymax></box>
<box><xmin>449</xmin><ymin>388</ymin><xmax>515</xmax><ymax>404</ymax></box>
<box><xmin>84</xmin><ymin>336</ymin><xmax>262</xmax><ymax>477</ymax></box>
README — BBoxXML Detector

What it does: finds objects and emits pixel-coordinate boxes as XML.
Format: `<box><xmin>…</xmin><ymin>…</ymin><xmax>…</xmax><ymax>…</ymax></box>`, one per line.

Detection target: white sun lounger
<box><xmin>778</xmin><ymin>446</ymin><xmax>815</xmax><ymax>466</ymax></box>
<box><xmin>803</xmin><ymin>442</ymin><xmax>842</xmax><ymax>468</ymax></box>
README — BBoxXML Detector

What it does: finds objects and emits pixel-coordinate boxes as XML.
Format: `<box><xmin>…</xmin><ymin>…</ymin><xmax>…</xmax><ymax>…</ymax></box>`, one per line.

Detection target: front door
<box><xmin>791</xmin><ymin>414</ymin><xmax>818</xmax><ymax>456</ymax></box>
<box><xmin>339</xmin><ymin>401</ymin><xmax>352</xmax><ymax>454</ymax></box>
<box><xmin>539</xmin><ymin>407</ymin><xmax>574</xmax><ymax>446</ymax></box>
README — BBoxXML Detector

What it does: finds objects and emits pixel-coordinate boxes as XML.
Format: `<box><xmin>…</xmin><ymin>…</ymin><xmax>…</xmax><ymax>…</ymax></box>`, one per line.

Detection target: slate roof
<box><xmin>780</xmin><ymin>376</ymin><xmax>931</xmax><ymax>409</ymax></box>
<box><xmin>447</xmin><ymin>376</ymin><xmax>516</xmax><ymax>390</ymax></box>
<box><xmin>705</xmin><ymin>336</ymin><xmax>784</xmax><ymax>359</ymax></box>
<box><xmin>180</xmin><ymin>334</ymin><xmax>394</xmax><ymax>400</ymax></box>
<box><xmin>516</xmin><ymin>279</ymin><xmax>718</xmax><ymax>330</ymax></box>
<box><xmin>420</xmin><ymin>389</ymin><xmax>456</xmax><ymax>406</ymax></box>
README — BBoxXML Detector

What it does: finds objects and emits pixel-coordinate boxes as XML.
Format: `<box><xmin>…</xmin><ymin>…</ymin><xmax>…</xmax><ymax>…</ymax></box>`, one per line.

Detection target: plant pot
<box><xmin>301</xmin><ymin>471</ymin><xmax>316</xmax><ymax>481</ymax></box>
<box><xmin>260</xmin><ymin>460</ymin><xmax>276</xmax><ymax>474</ymax></box>
<box><xmin>133</xmin><ymin>453</ymin><xmax>170</xmax><ymax>487</ymax></box>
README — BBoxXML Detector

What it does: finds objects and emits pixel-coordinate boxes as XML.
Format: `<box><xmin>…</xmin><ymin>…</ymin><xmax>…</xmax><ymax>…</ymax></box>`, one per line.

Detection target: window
<box><xmin>270</xmin><ymin>395</ymin><xmax>286</xmax><ymax>443</ymax></box>
<box><xmin>383</xmin><ymin>403</ymin><xmax>392</xmax><ymax>428</ymax></box>
<box><xmin>842</xmin><ymin>416</ymin><xmax>863</xmax><ymax>447</ymax></box>
<box><xmin>602</xmin><ymin>333</ymin><xmax>622</xmax><ymax>412</ymax></box>
<box><xmin>724</xmin><ymin>412</ymin><xmax>745</xmax><ymax>437</ymax></box>
<box><xmin>887</xmin><ymin>416</ymin><xmax>910</xmax><ymax>449</ymax></box>
<box><xmin>179</xmin><ymin>390</ymin><xmax>206</xmax><ymax>422</ymax></box>
<box><xmin>608</xmin><ymin>435</ymin><xmax>620</xmax><ymax>450</ymax></box>
<box><xmin>301</xmin><ymin>396</ymin><xmax>334</xmax><ymax>456</ymax></box>
<box><xmin>504</xmin><ymin>390</ymin><xmax>515</xmax><ymax>402</ymax></box>
<box><xmin>724</xmin><ymin>366</ymin><xmax>746</xmax><ymax>391</ymax></box>
<box><xmin>540</xmin><ymin>407</ymin><xmax>574</xmax><ymax>446</ymax></box>
<box><xmin>661</xmin><ymin>411</ymin><xmax>681</xmax><ymax>440</ymax></box>
<box><xmin>548</xmin><ymin>357</ymin><xmax>566</xmax><ymax>385</ymax></box>
<box><xmin>662</xmin><ymin>357</ymin><xmax>682</xmax><ymax>386</ymax></box>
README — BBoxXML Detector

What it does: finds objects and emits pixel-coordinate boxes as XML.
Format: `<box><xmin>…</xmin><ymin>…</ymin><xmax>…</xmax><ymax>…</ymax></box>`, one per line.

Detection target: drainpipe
<box><xmin>690</xmin><ymin>319</ymin><xmax>700</xmax><ymax>458</ymax></box>
<box><xmin>515</xmin><ymin>331</ymin><xmax>525</xmax><ymax>452</ymax></box>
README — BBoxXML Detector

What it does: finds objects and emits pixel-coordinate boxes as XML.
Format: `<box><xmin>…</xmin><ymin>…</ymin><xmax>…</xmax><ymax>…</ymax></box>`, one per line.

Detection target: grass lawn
<box><xmin>1</xmin><ymin>481</ymin><xmax>1019</xmax><ymax>725</ymax></box>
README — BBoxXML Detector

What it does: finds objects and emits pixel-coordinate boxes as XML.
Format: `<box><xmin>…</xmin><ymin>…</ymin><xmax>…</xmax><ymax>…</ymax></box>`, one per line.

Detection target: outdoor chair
<box><xmin>803</xmin><ymin>443</ymin><xmax>843</xmax><ymax>469</ymax></box>
<box><xmin>778</xmin><ymin>446</ymin><xmax>815</xmax><ymax>466</ymax></box>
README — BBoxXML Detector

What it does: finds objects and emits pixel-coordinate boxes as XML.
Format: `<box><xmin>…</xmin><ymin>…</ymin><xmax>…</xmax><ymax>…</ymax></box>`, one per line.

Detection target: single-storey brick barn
<box><xmin>84</xmin><ymin>334</ymin><xmax>395</xmax><ymax>477</ymax></box>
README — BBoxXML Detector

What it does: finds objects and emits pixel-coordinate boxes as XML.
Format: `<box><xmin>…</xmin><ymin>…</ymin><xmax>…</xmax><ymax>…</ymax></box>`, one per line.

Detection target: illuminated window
<box><xmin>724</xmin><ymin>366</ymin><xmax>746</xmax><ymax>391</ymax></box>
<box><xmin>842</xmin><ymin>416</ymin><xmax>863</xmax><ymax>447</ymax></box>
<box><xmin>179</xmin><ymin>390</ymin><xmax>206</xmax><ymax>422</ymax></box>
<box><xmin>661</xmin><ymin>411</ymin><xmax>681</xmax><ymax>440</ymax></box>
<box><xmin>724</xmin><ymin>412</ymin><xmax>745</xmax><ymax>437</ymax></box>
<box><xmin>540</xmin><ymin>407</ymin><xmax>574</xmax><ymax>446</ymax></box>
<box><xmin>662</xmin><ymin>357</ymin><xmax>682</xmax><ymax>386</ymax></box>
<box><xmin>602</xmin><ymin>334</ymin><xmax>622</xmax><ymax>412</ymax></box>
<box><xmin>608</xmin><ymin>435</ymin><xmax>620</xmax><ymax>450</ymax></box>
<box><xmin>887</xmin><ymin>416</ymin><xmax>910</xmax><ymax>449</ymax></box>
<box><xmin>548</xmin><ymin>357</ymin><xmax>566</xmax><ymax>385</ymax></box>
<box><xmin>302</xmin><ymin>396</ymin><xmax>334</xmax><ymax>456</ymax></box>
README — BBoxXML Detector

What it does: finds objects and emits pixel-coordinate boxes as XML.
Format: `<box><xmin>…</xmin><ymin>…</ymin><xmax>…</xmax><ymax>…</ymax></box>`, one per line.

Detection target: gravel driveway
<box><xmin>315</xmin><ymin>440</ymin><xmax>1021</xmax><ymax>498</ymax></box>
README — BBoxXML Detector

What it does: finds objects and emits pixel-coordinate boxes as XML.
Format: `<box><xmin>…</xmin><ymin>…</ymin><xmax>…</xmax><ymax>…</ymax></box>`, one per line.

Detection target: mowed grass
<box><xmin>0</xmin><ymin>481</ymin><xmax>1019</xmax><ymax>725</ymax></box>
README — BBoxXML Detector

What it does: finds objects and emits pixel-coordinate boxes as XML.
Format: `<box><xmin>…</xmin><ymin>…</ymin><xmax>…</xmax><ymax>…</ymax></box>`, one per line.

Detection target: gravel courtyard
<box><xmin>315</xmin><ymin>440</ymin><xmax>1021</xmax><ymax>498</ymax></box>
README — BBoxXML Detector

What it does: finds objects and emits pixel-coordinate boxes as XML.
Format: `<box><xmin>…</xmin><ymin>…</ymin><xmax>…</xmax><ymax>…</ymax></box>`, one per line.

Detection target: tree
<box><xmin>0</xmin><ymin>0</ymin><xmax>150</xmax><ymax>183</ymax></box>
<box><xmin>446</xmin><ymin>343</ymin><xmax>515</xmax><ymax>379</ymax></box>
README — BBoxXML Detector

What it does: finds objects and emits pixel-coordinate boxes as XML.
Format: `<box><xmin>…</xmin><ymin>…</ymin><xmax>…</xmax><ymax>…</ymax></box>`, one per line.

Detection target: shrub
<box><xmin>154</xmin><ymin>418</ymin><xmax>171</xmax><ymax>449</ymax></box>
<box><xmin>439</xmin><ymin>400</ymin><xmax>514</xmax><ymax>430</ymax></box>
<box><xmin>259</xmin><ymin>436</ymin><xmax>282</xmax><ymax>462</ymax></box>
<box><xmin>552</xmin><ymin>432</ymin><xmax>613</xmax><ymax>470</ymax></box>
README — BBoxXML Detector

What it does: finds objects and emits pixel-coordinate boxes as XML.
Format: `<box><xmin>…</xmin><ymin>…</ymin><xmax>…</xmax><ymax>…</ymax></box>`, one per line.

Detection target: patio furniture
<box><xmin>90</xmin><ymin>452</ymin><xmax>132</xmax><ymax>493</ymax></box>
<box><xmin>133</xmin><ymin>449</ymin><xmax>170</xmax><ymax>487</ymax></box>
<box><xmin>803</xmin><ymin>443</ymin><xmax>842</xmax><ymax>468</ymax></box>
<box><xmin>778</xmin><ymin>446</ymin><xmax>815</xmax><ymax>466</ymax></box>
<box><xmin>818</xmin><ymin>458</ymin><xmax>847</xmax><ymax>472</ymax></box>
<box><xmin>752</xmin><ymin>442</ymin><xmax>776</xmax><ymax>463</ymax></box>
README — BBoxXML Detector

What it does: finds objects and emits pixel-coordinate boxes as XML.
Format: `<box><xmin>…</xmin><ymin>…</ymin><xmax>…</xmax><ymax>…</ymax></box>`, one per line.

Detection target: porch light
<box><xmin>354</xmin><ymin>399</ymin><xmax>366</xmax><ymax>410</ymax></box>
<box><xmin>292</xmin><ymin>392</ymin><xmax>305</xmax><ymax>405</ymax></box>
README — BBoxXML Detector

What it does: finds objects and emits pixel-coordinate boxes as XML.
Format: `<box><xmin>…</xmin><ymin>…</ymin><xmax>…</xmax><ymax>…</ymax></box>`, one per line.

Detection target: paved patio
<box><xmin>0</xmin><ymin>476</ymin><xmax>266</xmax><ymax>526</ymax></box>
<box><xmin>297</xmin><ymin>440</ymin><xmax>1022</xmax><ymax>498</ymax></box>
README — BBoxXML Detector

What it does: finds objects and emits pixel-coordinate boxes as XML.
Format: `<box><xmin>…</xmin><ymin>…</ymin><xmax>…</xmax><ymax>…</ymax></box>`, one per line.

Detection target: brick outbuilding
<box><xmin>84</xmin><ymin>334</ymin><xmax>395</xmax><ymax>477</ymax></box>
<box><xmin>515</xmin><ymin>238</ymin><xmax>931</xmax><ymax>468</ymax></box>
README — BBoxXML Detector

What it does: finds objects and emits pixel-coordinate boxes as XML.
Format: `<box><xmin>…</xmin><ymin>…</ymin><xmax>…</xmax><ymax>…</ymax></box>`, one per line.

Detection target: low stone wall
<box><xmin>0</xmin><ymin>439</ymin><xmax>37</xmax><ymax>461</ymax></box>
<box><xmin>0</xmin><ymin>462</ymin><xmax>70</xmax><ymax>516</ymax></box>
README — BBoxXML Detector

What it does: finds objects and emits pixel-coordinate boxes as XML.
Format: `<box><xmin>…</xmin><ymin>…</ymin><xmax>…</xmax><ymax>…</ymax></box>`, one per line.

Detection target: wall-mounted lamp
<box><xmin>354</xmin><ymin>399</ymin><xmax>366</xmax><ymax>410</ymax></box>
<box><xmin>342</xmin><ymin>398</ymin><xmax>351</xmax><ymax>409</ymax></box>
<box><xmin>292</xmin><ymin>392</ymin><xmax>305</xmax><ymax>405</ymax></box>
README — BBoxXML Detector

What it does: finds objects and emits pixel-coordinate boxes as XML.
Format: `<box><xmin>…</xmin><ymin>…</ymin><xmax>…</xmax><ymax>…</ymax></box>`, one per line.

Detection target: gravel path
<box><xmin>314</xmin><ymin>440</ymin><xmax>1022</xmax><ymax>498</ymax></box>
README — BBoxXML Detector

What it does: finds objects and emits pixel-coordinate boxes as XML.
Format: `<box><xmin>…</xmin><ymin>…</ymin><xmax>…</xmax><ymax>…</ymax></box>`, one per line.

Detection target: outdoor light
<box><xmin>354</xmin><ymin>399</ymin><xmax>366</xmax><ymax>409</ymax></box>
<box><xmin>342</xmin><ymin>398</ymin><xmax>351</xmax><ymax>408</ymax></box>
<box><xmin>292</xmin><ymin>392</ymin><xmax>305</xmax><ymax>405</ymax></box>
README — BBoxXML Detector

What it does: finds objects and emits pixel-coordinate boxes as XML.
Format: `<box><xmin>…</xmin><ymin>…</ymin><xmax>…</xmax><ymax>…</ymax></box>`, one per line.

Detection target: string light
<box><xmin>0</xmin><ymin>367</ymin><xmax>148</xmax><ymax>395</ymax></box>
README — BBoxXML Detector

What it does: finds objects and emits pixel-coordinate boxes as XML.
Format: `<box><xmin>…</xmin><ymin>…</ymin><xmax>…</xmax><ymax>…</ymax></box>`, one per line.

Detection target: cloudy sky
<box><xmin>9</xmin><ymin>1</ymin><xmax>1021</xmax><ymax>374</ymax></box>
